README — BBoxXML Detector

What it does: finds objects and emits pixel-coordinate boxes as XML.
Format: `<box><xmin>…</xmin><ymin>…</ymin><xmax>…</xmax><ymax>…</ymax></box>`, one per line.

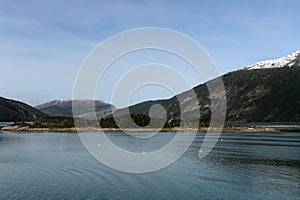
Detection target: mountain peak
<box><xmin>244</xmin><ymin>50</ymin><xmax>300</xmax><ymax>70</ymax></box>
<box><xmin>35</xmin><ymin>99</ymin><xmax>115</xmax><ymax>119</ymax></box>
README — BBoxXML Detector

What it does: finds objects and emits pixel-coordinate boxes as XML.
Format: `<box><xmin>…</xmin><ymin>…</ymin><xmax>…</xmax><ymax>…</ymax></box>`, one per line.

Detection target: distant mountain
<box><xmin>113</xmin><ymin>50</ymin><xmax>300</xmax><ymax>122</ymax></box>
<box><xmin>0</xmin><ymin>96</ymin><xmax>48</xmax><ymax>122</ymax></box>
<box><xmin>36</xmin><ymin>99</ymin><xmax>115</xmax><ymax>119</ymax></box>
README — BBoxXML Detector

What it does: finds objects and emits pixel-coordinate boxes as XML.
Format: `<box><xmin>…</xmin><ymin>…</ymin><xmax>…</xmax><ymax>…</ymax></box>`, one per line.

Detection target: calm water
<box><xmin>0</xmin><ymin>131</ymin><xmax>299</xmax><ymax>200</ymax></box>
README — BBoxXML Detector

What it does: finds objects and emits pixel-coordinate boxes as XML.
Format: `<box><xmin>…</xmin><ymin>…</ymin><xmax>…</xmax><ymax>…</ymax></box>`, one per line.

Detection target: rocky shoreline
<box><xmin>0</xmin><ymin>124</ymin><xmax>284</xmax><ymax>133</ymax></box>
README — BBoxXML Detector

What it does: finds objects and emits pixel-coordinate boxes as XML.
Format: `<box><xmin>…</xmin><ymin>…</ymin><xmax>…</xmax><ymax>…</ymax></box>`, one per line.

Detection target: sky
<box><xmin>0</xmin><ymin>0</ymin><xmax>299</xmax><ymax>107</ymax></box>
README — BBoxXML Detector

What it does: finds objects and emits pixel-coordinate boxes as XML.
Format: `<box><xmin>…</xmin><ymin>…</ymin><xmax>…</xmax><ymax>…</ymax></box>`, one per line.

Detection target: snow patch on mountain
<box><xmin>244</xmin><ymin>50</ymin><xmax>300</xmax><ymax>70</ymax></box>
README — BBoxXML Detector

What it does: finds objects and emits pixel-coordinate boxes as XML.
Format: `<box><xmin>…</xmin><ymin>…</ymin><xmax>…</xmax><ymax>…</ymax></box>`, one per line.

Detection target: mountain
<box><xmin>113</xmin><ymin>50</ymin><xmax>300</xmax><ymax>122</ymax></box>
<box><xmin>36</xmin><ymin>99</ymin><xmax>115</xmax><ymax>119</ymax></box>
<box><xmin>0</xmin><ymin>96</ymin><xmax>48</xmax><ymax>122</ymax></box>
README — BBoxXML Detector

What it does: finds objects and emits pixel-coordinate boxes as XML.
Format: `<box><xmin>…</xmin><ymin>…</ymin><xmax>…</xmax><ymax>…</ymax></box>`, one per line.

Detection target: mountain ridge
<box><xmin>0</xmin><ymin>96</ymin><xmax>48</xmax><ymax>122</ymax></box>
<box><xmin>243</xmin><ymin>50</ymin><xmax>300</xmax><ymax>70</ymax></box>
<box><xmin>35</xmin><ymin>99</ymin><xmax>115</xmax><ymax>119</ymax></box>
<box><xmin>112</xmin><ymin>50</ymin><xmax>300</xmax><ymax>122</ymax></box>
<box><xmin>2</xmin><ymin>50</ymin><xmax>299</xmax><ymax>123</ymax></box>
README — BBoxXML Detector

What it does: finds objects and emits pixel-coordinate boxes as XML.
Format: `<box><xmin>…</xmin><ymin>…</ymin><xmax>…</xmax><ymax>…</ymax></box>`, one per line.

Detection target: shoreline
<box><xmin>0</xmin><ymin>125</ymin><xmax>287</xmax><ymax>133</ymax></box>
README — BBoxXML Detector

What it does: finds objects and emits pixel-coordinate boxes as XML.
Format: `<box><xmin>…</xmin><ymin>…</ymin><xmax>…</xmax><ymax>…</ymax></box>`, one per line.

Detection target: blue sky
<box><xmin>0</xmin><ymin>0</ymin><xmax>299</xmax><ymax>106</ymax></box>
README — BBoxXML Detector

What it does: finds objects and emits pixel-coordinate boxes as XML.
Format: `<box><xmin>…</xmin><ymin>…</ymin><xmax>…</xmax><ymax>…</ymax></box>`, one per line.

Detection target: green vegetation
<box><xmin>100</xmin><ymin>114</ymin><xmax>211</xmax><ymax>129</ymax></box>
<box><xmin>100</xmin><ymin>114</ymin><xmax>163</xmax><ymax>128</ymax></box>
<box><xmin>12</xmin><ymin>117</ymin><xmax>75</xmax><ymax>129</ymax></box>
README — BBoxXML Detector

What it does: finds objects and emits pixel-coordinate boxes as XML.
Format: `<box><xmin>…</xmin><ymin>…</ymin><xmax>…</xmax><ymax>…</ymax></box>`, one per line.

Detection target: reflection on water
<box><xmin>0</xmin><ymin>131</ymin><xmax>299</xmax><ymax>199</ymax></box>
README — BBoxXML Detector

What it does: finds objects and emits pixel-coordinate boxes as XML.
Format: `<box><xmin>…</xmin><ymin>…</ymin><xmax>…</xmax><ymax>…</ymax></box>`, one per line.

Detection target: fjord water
<box><xmin>0</xmin><ymin>131</ymin><xmax>299</xmax><ymax>199</ymax></box>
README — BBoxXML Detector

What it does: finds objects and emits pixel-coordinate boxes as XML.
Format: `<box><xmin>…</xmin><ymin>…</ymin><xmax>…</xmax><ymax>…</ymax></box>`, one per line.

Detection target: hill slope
<box><xmin>0</xmin><ymin>97</ymin><xmax>48</xmax><ymax>122</ymax></box>
<box><xmin>113</xmin><ymin>50</ymin><xmax>300</xmax><ymax>122</ymax></box>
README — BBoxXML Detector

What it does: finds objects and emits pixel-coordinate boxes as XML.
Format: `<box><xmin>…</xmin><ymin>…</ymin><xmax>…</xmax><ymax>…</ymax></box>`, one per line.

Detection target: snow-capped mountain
<box><xmin>244</xmin><ymin>50</ymin><xmax>300</xmax><ymax>70</ymax></box>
